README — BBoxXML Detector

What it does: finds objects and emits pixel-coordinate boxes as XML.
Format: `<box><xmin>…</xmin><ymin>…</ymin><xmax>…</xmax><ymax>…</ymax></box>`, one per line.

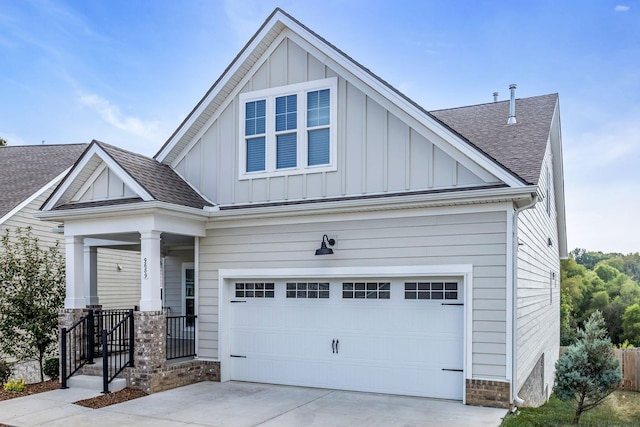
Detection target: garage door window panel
<box><xmin>286</xmin><ymin>282</ymin><xmax>329</xmax><ymax>299</ymax></box>
<box><xmin>342</xmin><ymin>282</ymin><xmax>390</xmax><ymax>299</ymax></box>
<box><xmin>404</xmin><ymin>282</ymin><xmax>459</xmax><ymax>300</ymax></box>
<box><xmin>235</xmin><ymin>282</ymin><xmax>275</xmax><ymax>298</ymax></box>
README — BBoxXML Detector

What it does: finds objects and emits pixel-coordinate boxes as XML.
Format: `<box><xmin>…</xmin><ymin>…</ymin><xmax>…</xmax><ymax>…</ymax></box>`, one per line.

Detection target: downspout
<box><xmin>511</xmin><ymin>194</ymin><xmax>539</xmax><ymax>407</ymax></box>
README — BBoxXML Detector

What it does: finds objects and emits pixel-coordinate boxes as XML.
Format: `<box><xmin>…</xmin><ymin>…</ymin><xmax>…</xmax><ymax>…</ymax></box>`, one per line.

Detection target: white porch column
<box><xmin>84</xmin><ymin>246</ymin><xmax>99</xmax><ymax>306</ymax></box>
<box><xmin>65</xmin><ymin>236</ymin><xmax>86</xmax><ymax>309</ymax></box>
<box><xmin>139</xmin><ymin>231</ymin><xmax>162</xmax><ymax>311</ymax></box>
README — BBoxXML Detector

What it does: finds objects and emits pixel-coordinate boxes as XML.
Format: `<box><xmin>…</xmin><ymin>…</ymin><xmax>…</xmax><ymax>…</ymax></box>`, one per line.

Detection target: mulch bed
<box><xmin>74</xmin><ymin>387</ymin><xmax>148</xmax><ymax>409</ymax></box>
<box><xmin>0</xmin><ymin>380</ymin><xmax>59</xmax><ymax>401</ymax></box>
<box><xmin>0</xmin><ymin>380</ymin><xmax>147</xmax><ymax>409</ymax></box>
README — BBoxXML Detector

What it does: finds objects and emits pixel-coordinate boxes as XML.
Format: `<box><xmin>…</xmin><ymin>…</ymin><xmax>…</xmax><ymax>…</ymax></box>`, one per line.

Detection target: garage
<box><xmin>227</xmin><ymin>278</ymin><xmax>464</xmax><ymax>400</ymax></box>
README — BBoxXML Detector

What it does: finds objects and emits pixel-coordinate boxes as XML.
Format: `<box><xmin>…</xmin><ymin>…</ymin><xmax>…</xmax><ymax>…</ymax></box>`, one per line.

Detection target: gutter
<box><xmin>511</xmin><ymin>194</ymin><xmax>539</xmax><ymax>407</ymax></box>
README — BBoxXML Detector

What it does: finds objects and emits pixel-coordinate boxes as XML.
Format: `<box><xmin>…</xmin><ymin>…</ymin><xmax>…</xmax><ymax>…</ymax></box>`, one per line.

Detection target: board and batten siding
<box><xmin>197</xmin><ymin>207</ymin><xmax>509</xmax><ymax>380</ymax></box>
<box><xmin>516</xmin><ymin>140</ymin><xmax>561</xmax><ymax>395</ymax></box>
<box><xmin>173</xmin><ymin>36</ymin><xmax>498</xmax><ymax>206</ymax></box>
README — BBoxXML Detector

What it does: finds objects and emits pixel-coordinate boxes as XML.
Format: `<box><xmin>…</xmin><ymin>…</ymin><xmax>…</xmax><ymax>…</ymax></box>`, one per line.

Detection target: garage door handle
<box><xmin>336</xmin><ymin>339</ymin><xmax>339</xmax><ymax>354</ymax></box>
<box><xmin>332</xmin><ymin>339</ymin><xmax>335</xmax><ymax>354</ymax></box>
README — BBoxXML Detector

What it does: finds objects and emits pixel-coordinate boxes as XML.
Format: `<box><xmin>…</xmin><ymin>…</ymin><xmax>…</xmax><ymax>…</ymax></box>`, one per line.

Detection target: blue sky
<box><xmin>1</xmin><ymin>1</ymin><xmax>639</xmax><ymax>253</ymax></box>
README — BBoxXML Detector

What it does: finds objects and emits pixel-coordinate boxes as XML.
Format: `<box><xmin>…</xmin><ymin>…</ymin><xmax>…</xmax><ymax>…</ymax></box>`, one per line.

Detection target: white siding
<box><xmin>171</xmin><ymin>37</ymin><xmax>497</xmax><ymax>206</ymax></box>
<box><xmin>96</xmin><ymin>248</ymin><xmax>141</xmax><ymax>309</ymax></box>
<box><xmin>197</xmin><ymin>207</ymin><xmax>508</xmax><ymax>380</ymax></box>
<box><xmin>1</xmin><ymin>188</ymin><xmax>64</xmax><ymax>249</ymax></box>
<box><xmin>516</xmin><ymin>140</ymin><xmax>561</xmax><ymax>395</ymax></box>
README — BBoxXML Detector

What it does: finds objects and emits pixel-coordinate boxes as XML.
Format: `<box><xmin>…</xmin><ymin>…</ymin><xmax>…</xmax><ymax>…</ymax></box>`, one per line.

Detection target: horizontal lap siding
<box><xmin>96</xmin><ymin>248</ymin><xmax>141</xmax><ymax>309</ymax></box>
<box><xmin>198</xmin><ymin>208</ymin><xmax>508</xmax><ymax>378</ymax></box>
<box><xmin>1</xmin><ymin>189</ymin><xmax>63</xmax><ymax>248</ymax></box>
<box><xmin>516</xmin><ymin>144</ymin><xmax>560</xmax><ymax>393</ymax></box>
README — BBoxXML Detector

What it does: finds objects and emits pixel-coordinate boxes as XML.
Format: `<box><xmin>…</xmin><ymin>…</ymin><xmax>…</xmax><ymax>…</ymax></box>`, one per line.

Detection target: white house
<box><xmin>38</xmin><ymin>9</ymin><xmax>566</xmax><ymax>407</ymax></box>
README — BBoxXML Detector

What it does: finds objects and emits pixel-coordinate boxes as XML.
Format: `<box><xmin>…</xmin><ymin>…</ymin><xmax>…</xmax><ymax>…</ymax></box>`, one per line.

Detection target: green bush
<box><xmin>3</xmin><ymin>378</ymin><xmax>25</xmax><ymax>393</ymax></box>
<box><xmin>43</xmin><ymin>357</ymin><xmax>59</xmax><ymax>380</ymax></box>
<box><xmin>0</xmin><ymin>360</ymin><xmax>11</xmax><ymax>384</ymax></box>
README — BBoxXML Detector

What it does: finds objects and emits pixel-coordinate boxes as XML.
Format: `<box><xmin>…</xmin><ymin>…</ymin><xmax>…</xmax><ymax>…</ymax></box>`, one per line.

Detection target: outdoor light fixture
<box><xmin>315</xmin><ymin>234</ymin><xmax>336</xmax><ymax>255</ymax></box>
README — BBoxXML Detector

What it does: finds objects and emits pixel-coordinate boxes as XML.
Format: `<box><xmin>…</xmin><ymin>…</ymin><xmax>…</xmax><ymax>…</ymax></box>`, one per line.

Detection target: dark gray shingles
<box><xmin>431</xmin><ymin>94</ymin><xmax>558</xmax><ymax>185</ymax></box>
<box><xmin>95</xmin><ymin>141</ymin><xmax>212</xmax><ymax>209</ymax></box>
<box><xmin>0</xmin><ymin>144</ymin><xmax>87</xmax><ymax>218</ymax></box>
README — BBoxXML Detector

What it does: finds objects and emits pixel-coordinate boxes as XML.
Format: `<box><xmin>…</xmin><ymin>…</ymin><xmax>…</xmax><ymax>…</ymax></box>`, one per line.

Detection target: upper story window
<box><xmin>239</xmin><ymin>78</ymin><xmax>337</xmax><ymax>179</ymax></box>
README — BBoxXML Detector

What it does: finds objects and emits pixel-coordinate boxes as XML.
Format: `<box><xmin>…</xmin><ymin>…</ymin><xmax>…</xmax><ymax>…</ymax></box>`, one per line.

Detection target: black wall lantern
<box><xmin>315</xmin><ymin>234</ymin><xmax>336</xmax><ymax>255</ymax></box>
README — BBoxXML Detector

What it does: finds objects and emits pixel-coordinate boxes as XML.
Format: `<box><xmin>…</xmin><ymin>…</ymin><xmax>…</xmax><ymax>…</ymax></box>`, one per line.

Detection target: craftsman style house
<box><xmin>38</xmin><ymin>9</ymin><xmax>566</xmax><ymax>408</ymax></box>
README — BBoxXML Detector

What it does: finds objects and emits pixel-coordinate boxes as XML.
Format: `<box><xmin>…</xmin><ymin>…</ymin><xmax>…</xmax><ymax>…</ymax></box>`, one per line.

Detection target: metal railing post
<box><xmin>129</xmin><ymin>309</ymin><xmax>134</xmax><ymax>367</ymax></box>
<box><xmin>87</xmin><ymin>310</ymin><xmax>95</xmax><ymax>365</ymax></box>
<box><xmin>102</xmin><ymin>329</ymin><xmax>109</xmax><ymax>394</ymax></box>
<box><xmin>60</xmin><ymin>328</ymin><xmax>68</xmax><ymax>389</ymax></box>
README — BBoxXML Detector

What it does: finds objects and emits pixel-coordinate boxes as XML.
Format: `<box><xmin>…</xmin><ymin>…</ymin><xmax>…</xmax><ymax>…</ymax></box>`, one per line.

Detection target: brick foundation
<box><xmin>465</xmin><ymin>379</ymin><xmax>511</xmax><ymax>408</ymax></box>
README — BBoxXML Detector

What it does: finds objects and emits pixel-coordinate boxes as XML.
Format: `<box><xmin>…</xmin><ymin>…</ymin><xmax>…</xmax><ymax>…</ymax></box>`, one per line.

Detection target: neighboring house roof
<box><xmin>49</xmin><ymin>141</ymin><xmax>212</xmax><ymax>211</ymax></box>
<box><xmin>431</xmin><ymin>94</ymin><xmax>558</xmax><ymax>185</ymax></box>
<box><xmin>0</xmin><ymin>144</ymin><xmax>87</xmax><ymax>221</ymax></box>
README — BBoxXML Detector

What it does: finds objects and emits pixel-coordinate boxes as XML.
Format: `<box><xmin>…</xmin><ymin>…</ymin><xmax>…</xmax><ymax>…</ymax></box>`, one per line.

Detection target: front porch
<box><xmin>55</xmin><ymin>208</ymin><xmax>218</xmax><ymax>394</ymax></box>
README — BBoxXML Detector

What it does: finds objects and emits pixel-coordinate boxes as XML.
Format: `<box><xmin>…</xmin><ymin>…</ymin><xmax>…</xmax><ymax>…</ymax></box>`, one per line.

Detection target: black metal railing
<box><xmin>60</xmin><ymin>311</ymin><xmax>95</xmax><ymax>389</ymax></box>
<box><xmin>101</xmin><ymin>309</ymin><xmax>134</xmax><ymax>393</ymax></box>
<box><xmin>166</xmin><ymin>315</ymin><xmax>197</xmax><ymax>360</ymax></box>
<box><xmin>93</xmin><ymin>309</ymin><xmax>133</xmax><ymax>357</ymax></box>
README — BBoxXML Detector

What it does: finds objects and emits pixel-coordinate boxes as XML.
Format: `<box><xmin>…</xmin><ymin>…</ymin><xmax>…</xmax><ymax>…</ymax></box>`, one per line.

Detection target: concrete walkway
<box><xmin>0</xmin><ymin>381</ymin><xmax>507</xmax><ymax>427</ymax></box>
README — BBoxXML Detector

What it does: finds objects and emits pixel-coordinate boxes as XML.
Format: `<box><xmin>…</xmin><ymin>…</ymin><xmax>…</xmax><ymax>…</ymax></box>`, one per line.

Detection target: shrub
<box><xmin>0</xmin><ymin>360</ymin><xmax>11</xmax><ymax>384</ymax></box>
<box><xmin>554</xmin><ymin>311</ymin><xmax>622</xmax><ymax>424</ymax></box>
<box><xmin>43</xmin><ymin>357</ymin><xmax>59</xmax><ymax>380</ymax></box>
<box><xmin>3</xmin><ymin>378</ymin><xmax>25</xmax><ymax>393</ymax></box>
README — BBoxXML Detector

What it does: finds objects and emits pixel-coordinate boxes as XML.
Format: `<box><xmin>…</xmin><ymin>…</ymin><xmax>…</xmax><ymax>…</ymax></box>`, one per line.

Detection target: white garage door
<box><xmin>228</xmin><ymin>278</ymin><xmax>464</xmax><ymax>400</ymax></box>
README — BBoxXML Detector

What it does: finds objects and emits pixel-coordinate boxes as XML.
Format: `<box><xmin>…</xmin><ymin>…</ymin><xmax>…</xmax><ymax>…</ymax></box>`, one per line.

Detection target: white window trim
<box><xmin>238</xmin><ymin>77</ymin><xmax>338</xmax><ymax>180</ymax></box>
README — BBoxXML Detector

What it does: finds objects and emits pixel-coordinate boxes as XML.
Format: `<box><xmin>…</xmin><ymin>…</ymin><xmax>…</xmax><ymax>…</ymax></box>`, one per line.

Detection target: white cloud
<box><xmin>615</xmin><ymin>5</ymin><xmax>630</xmax><ymax>12</ymax></box>
<box><xmin>78</xmin><ymin>93</ymin><xmax>160</xmax><ymax>141</ymax></box>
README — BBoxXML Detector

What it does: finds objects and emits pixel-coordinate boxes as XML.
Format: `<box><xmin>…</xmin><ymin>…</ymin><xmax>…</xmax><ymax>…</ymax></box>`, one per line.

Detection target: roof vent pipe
<box><xmin>493</xmin><ymin>92</ymin><xmax>499</xmax><ymax>103</ymax></box>
<box><xmin>507</xmin><ymin>84</ymin><xmax>517</xmax><ymax>124</ymax></box>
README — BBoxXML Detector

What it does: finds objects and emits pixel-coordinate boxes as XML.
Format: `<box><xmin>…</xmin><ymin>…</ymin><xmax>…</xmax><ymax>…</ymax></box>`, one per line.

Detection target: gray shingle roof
<box><xmin>431</xmin><ymin>94</ymin><xmax>558</xmax><ymax>185</ymax></box>
<box><xmin>95</xmin><ymin>141</ymin><xmax>211</xmax><ymax>209</ymax></box>
<box><xmin>0</xmin><ymin>144</ymin><xmax>87</xmax><ymax>219</ymax></box>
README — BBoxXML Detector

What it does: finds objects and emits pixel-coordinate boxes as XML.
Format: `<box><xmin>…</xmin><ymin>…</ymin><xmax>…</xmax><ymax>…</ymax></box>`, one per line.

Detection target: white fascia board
<box><xmin>42</xmin><ymin>144</ymin><xmax>153</xmax><ymax>211</ymax></box>
<box><xmin>35</xmin><ymin>200</ymin><xmax>209</xmax><ymax>223</ymax></box>
<box><xmin>0</xmin><ymin>168</ymin><xmax>69</xmax><ymax>226</ymax></box>
<box><xmin>61</xmin><ymin>210</ymin><xmax>206</xmax><ymax>238</ymax></box>
<box><xmin>209</xmin><ymin>186</ymin><xmax>538</xmax><ymax>223</ymax></box>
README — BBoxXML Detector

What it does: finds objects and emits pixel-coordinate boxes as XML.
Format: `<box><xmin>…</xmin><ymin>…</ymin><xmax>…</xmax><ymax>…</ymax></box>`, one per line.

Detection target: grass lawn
<box><xmin>501</xmin><ymin>390</ymin><xmax>640</xmax><ymax>427</ymax></box>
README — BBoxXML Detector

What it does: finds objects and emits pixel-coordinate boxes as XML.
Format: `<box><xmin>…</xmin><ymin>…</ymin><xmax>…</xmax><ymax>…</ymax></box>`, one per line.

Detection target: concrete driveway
<box><xmin>0</xmin><ymin>381</ymin><xmax>507</xmax><ymax>427</ymax></box>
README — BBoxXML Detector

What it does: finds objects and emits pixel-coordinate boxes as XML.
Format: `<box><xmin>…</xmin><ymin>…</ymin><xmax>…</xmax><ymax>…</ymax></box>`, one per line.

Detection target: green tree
<box><xmin>0</xmin><ymin>137</ymin><xmax>6</xmax><ymax>147</ymax></box>
<box><xmin>594</xmin><ymin>264</ymin><xmax>619</xmax><ymax>283</ymax></box>
<box><xmin>621</xmin><ymin>303</ymin><xmax>640</xmax><ymax>346</ymax></box>
<box><xmin>554</xmin><ymin>311</ymin><xmax>622</xmax><ymax>424</ymax></box>
<box><xmin>0</xmin><ymin>227</ymin><xmax>65</xmax><ymax>382</ymax></box>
